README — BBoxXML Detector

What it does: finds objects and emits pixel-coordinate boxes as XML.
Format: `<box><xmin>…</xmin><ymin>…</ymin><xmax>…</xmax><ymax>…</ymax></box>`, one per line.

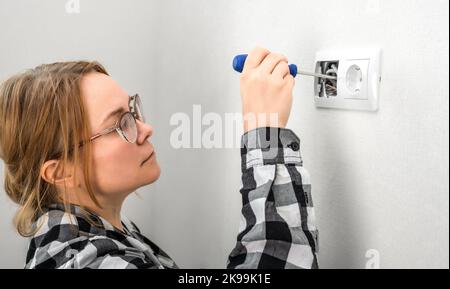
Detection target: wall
<box><xmin>0</xmin><ymin>0</ymin><xmax>448</xmax><ymax>268</ymax></box>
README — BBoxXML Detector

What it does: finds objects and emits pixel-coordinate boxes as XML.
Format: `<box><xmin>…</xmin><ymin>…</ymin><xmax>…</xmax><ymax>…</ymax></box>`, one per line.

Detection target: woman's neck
<box><xmin>88</xmin><ymin>200</ymin><xmax>124</xmax><ymax>232</ymax></box>
<box><xmin>62</xmin><ymin>191</ymin><xmax>126</xmax><ymax>232</ymax></box>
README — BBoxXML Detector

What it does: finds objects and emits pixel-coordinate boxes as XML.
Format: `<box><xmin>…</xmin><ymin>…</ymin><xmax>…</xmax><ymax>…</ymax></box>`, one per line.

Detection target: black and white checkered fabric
<box><xmin>24</xmin><ymin>127</ymin><xmax>318</xmax><ymax>269</ymax></box>
<box><xmin>25</xmin><ymin>203</ymin><xmax>178</xmax><ymax>269</ymax></box>
<box><xmin>227</xmin><ymin>127</ymin><xmax>319</xmax><ymax>269</ymax></box>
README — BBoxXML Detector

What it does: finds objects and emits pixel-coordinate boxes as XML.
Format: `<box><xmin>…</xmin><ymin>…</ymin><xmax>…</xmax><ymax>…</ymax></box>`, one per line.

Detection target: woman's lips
<box><xmin>141</xmin><ymin>151</ymin><xmax>154</xmax><ymax>166</ymax></box>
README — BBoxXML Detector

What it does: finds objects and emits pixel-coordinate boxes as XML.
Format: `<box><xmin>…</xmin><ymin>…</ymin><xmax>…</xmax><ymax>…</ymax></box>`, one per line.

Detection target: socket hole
<box><xmin>346</xmin><ymin>64</ymin><xmax>363</xmax><ymax>94</ymax></box>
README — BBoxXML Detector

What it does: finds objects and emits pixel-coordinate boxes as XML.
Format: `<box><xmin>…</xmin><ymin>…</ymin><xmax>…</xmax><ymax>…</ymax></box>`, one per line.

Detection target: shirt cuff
<box><xmin>240</xmin><ymin>127</ymin><xmax>303</xmax><ymax>171</ymax></box>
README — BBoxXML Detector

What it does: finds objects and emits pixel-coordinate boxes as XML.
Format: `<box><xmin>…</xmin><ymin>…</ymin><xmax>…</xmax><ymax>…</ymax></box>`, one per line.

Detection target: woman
<box><xmin>0</xmin><ymin>46</ymin><xmax>318</xmax><ymax>269</ymax></box>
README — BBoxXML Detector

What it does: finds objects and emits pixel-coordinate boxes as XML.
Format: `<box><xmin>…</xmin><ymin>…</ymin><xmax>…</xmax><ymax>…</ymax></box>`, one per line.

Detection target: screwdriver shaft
<box><xmin>297</xmin><ymin>70</ymin><xmax>337</xmax><ymax>80</ymax></box>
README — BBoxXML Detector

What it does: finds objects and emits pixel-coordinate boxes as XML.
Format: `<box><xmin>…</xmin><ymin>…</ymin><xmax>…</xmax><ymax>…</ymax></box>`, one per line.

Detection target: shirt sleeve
<box><xmin>226</xmin><ymin>127</ymin><xmax>319</xmax><ymax>269</ymax></box>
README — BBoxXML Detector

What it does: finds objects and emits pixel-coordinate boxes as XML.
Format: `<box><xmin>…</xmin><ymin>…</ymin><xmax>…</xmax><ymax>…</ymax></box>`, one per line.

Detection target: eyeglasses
<box><xmin>88</xmin><ymin>93</ymin><xmax>145</xmax><ymax>145</ymax></box>
<box><xmin>52</xmin><ymin>94</ymin><xmax>145</xmax><ymax>159</ymax></box>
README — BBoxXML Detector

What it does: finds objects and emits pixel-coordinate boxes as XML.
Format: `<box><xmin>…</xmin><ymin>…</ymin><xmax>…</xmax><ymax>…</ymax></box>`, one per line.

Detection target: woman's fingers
<box><xmin>259</xmin><ymin>52</ymin><xmax>288</xmax><ymax>75</ymax></box>
<box><xmin>272</xmin><ymin>61</ymin><xmax>290</xmax><ymax>79</ymax></box>
<box><xmin>242</xmin><ymin>46</ymin><xmax>271</xmax><ymax>73</ymax></box>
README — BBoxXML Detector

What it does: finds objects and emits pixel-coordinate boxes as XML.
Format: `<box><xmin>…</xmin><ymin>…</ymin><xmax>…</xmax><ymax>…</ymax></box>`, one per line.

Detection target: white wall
<box><xmin>0</xmin><ymin>0</ymin><xmax>448</xmax><ymax>268</ymax></box>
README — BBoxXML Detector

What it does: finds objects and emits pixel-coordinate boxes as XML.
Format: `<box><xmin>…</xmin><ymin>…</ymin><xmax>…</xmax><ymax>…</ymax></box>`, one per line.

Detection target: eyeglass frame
<box><xmin>88</xmin><ymin>93</ymin><xmax>144</xmax><ymax>145</ymax></box>
<box><xmin>51</xmin><ymin>93</ymin><xmax>144</xmax><ymax>159</ymax></box>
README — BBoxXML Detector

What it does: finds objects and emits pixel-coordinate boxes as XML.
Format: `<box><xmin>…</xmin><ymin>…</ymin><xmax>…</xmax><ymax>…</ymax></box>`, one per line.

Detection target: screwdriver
<box><xmin>232</xmin><ymin>54</ymin><xmax>337</xmax><ymax>80</ymax></box>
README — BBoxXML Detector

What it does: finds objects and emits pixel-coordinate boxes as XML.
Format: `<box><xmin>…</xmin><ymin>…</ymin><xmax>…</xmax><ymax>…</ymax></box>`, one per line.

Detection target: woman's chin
<box><xmin>145</xmin><ymin>162</ymin><xmax>161</xmax><ymax>185</ymax></box>
<box><xmin>153</xmin><ymin>163</ymin><xmax>161</xmax><ymax>182</ymax></box>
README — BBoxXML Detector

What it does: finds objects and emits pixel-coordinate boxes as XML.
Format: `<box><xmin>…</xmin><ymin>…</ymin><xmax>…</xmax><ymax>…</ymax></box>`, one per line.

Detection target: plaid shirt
<box><xmin>25</xmin><ymin>203</ymin><xmax>179</xmax><ymax>269</ymax></box>
<box><xmin>25</xmin><ymin>127</ymin><xmax>318</xmax><ymax>269</ymax></box>
<box><xmin>226</xmin><ymin>127</ymin><xmax>319</xmax><ymax>269</ymax></box>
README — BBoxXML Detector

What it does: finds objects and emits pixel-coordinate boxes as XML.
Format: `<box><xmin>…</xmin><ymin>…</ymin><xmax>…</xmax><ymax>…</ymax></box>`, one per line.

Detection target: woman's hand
<box><xmin>240</xmin><ymin>46</ymin><xmax>295</xmax><ymax>133</ymax></box>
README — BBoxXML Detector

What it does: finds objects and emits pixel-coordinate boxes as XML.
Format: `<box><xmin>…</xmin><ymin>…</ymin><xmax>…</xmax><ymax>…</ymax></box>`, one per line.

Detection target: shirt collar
<box><xmin>43</xmin><ymin>202</ymin><xmax>135</xmax><ymax>237</ymax></box>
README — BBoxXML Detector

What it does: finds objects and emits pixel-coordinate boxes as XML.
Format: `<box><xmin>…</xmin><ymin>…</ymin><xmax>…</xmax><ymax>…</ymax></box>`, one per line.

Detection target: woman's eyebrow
<box><xmin>101</xmin><ymin>107</ymin><xmax>126</xmax><ymax>125</ymax></box>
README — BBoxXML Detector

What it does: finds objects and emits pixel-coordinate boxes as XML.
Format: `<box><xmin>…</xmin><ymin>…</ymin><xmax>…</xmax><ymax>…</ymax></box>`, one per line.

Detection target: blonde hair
<box><xmin>0</xmin><ymin>61</ymin><xmax>109</xmax><ymax>237</ymax></box>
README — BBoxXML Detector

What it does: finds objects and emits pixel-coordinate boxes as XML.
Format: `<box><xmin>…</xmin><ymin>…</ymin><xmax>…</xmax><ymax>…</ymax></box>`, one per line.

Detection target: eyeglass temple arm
<box><xmin>89</xmin><ymin>126</ymin><xmax>118</xmax><ymax>142</ymax></box>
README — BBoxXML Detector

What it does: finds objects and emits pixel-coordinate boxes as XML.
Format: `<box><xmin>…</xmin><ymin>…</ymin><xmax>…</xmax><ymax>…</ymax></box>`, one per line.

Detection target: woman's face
<box><xmin>79</xmin><ymin>72</ymin><xmax>160</xmax><ymax>198</ymax></box>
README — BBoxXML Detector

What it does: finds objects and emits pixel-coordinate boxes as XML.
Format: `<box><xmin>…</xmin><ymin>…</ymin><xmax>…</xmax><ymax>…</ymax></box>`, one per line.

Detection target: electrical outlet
<box><xmin>314</xmin><ymin>49</ymin><xmax>381</xmax><ymax>111</ymax></box>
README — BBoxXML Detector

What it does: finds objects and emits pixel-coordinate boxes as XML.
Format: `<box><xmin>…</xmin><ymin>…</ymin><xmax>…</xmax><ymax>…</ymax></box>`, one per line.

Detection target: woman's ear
<box><xmin>40</xmin><ymin>159</ymin><xmax>76</xmax><ymax>188</ymax></box>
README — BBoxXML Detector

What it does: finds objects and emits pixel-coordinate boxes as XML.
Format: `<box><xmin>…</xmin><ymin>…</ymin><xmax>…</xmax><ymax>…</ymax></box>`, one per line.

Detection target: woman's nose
<box><xmin>136</xmin><ymin>119</ymin><xmax>153</xmax><ymax>144</ymax></box>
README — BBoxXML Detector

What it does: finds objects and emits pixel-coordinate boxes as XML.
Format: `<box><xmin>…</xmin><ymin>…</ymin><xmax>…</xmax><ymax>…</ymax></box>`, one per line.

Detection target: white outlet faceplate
<box><xmin>314</xmin><ymin>49</ymin><xmax>382</xmax><ymax>111</ymax></box>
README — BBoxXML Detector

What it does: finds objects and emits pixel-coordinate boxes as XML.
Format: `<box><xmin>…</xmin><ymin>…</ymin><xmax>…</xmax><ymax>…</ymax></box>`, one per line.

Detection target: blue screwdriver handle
<box><xmin>232</xmin><ymin>54</ymin><xmax>298</xmax><ymax>78</ymax></box>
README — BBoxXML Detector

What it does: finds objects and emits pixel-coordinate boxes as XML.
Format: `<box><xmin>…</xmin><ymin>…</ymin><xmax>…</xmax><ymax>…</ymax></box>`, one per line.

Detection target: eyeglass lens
<box><xmin>120</xmin><ymin>95</ymin><xmax>145</xmax><ymax>143</ymax></box>
<box><xmin>120</xmin><ymin>113</ymin><xmax>137</xmax><ymax>143</ymax></box>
